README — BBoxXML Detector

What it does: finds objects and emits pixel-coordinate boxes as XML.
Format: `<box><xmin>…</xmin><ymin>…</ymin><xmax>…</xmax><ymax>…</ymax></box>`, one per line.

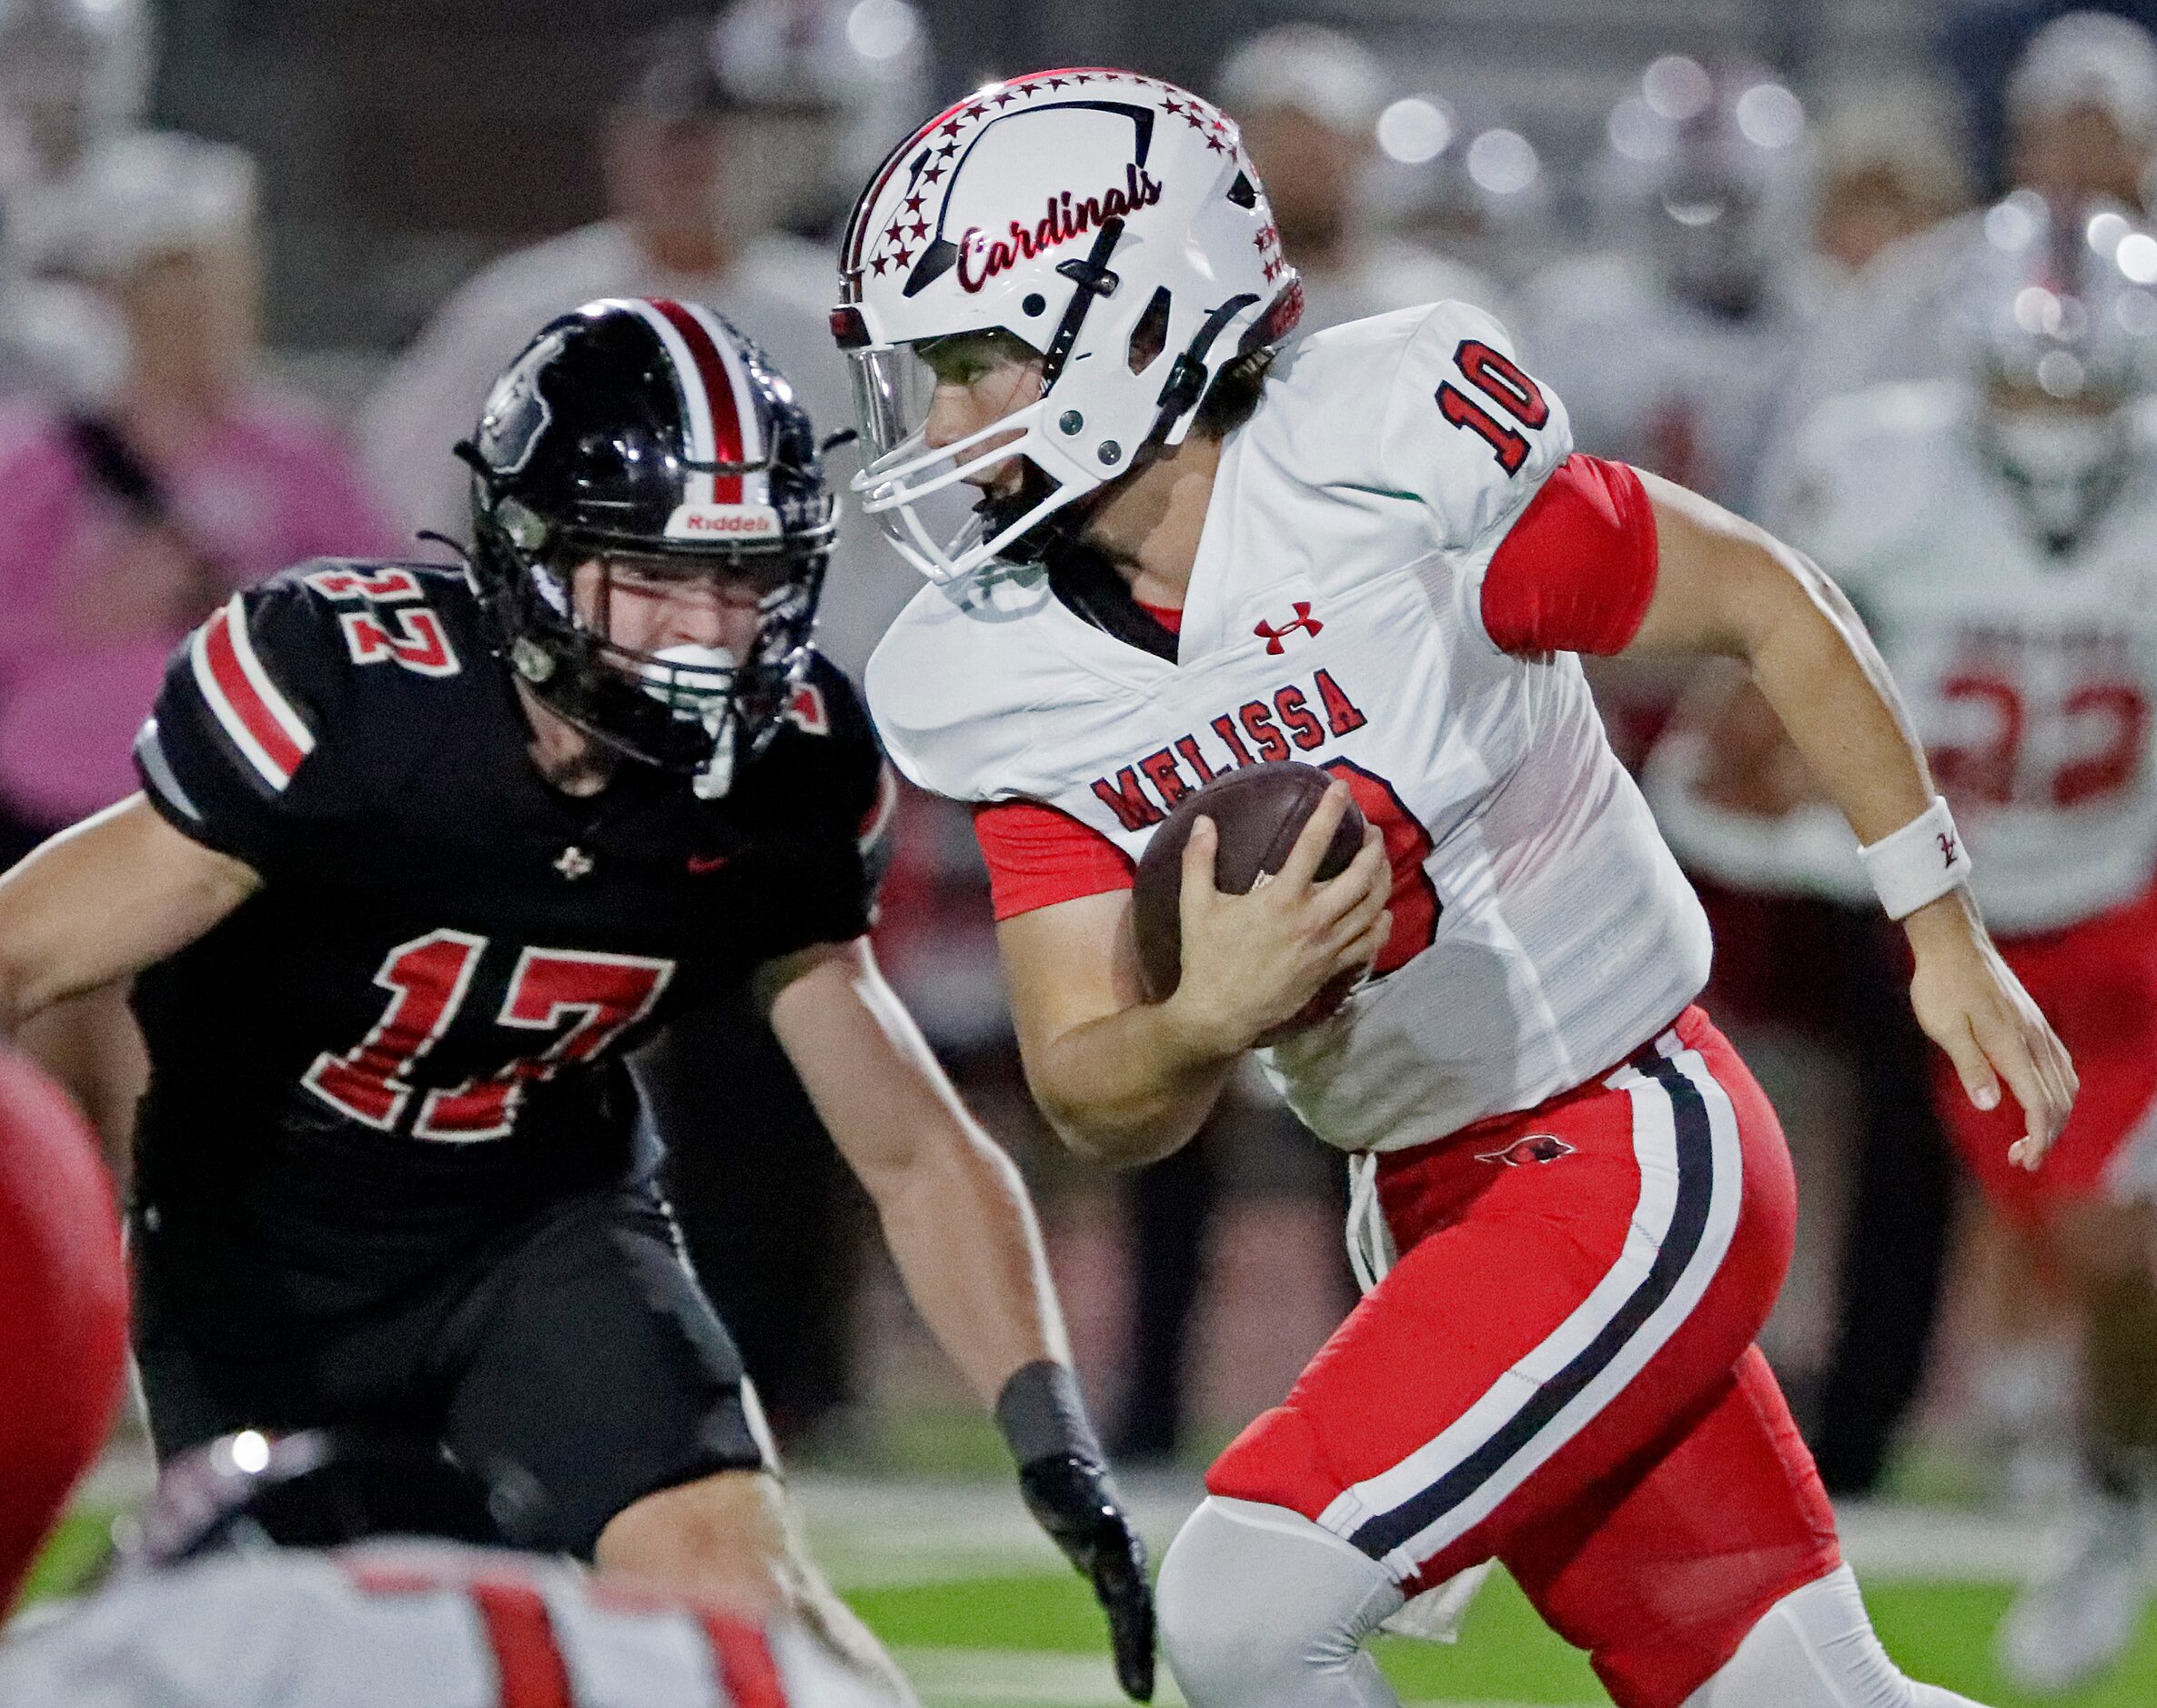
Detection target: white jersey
<box><xmin>0</xmin><ymin>1543</ymin><xmax>893</xmax><ymax>1708</ymax></box>
<box><xmin>1519</xmin><ymin>249</ymin><xmax>1814</xmax><ymax>517</ymax></box>
<box><xmin>1768</xmin><ymin>381</ymin><xmax>2157</xmax><ymax>934</ymax></box>
<box><xmin>867</xmin><ymin>305</ymin><xmax>1712</xmax><ymax>1152</ymax></box>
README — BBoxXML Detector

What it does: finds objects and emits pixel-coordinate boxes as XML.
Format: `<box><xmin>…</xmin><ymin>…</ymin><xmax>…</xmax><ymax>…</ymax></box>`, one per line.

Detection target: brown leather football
<box><xmin>1132</xmin><ymin>761</ymin><xmax>1366</xmax><ymax>1010</ymax></box>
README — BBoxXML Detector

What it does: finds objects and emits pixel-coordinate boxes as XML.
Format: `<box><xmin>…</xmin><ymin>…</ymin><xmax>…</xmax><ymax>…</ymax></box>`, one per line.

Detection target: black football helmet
<box><xmin>459</xmin><ymin>297</ymin><xmax>836</xmax><ymax>797</ymax></box>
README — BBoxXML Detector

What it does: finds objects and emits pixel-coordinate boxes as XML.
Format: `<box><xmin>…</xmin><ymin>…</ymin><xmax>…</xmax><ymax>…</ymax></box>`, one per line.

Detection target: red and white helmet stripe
<box><xmin>189</xmin><ymin>595</ymin><xmax>315</xmax><ymax>791</ymax></box>
<box><xmin>610</xmin><ymin>297</ymin><xmax>770</xmax><ymax>507</ymax></box>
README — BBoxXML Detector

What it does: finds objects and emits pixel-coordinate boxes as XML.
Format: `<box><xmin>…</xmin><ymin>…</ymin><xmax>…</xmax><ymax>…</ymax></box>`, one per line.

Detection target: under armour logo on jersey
<box><xmin>554</xmin><ymin>846</ymin><xmax>594</xmax><ymax>881</ymax></box>
<box><xmin>1254</xmin><ymin>601</ymin><xmax>1323</xmax><ymax>655</ymax></box>
<box><xmin>1937</xmin><ymin>831</ymin><xmax>1959</xmax><ymax>869</ymax></box>
<box><xmin>1475</xmin><ymin>1133</ymin><xmax>1576</xmax><ymax>1168</ymax></box>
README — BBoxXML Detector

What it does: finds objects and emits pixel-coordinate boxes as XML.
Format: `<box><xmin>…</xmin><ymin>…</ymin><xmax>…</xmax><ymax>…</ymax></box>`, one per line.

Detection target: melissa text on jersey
<box><xmin>1089</xmin><ymin>666</ymin><xmax>1369</xmax><ymax>830</ymax></box>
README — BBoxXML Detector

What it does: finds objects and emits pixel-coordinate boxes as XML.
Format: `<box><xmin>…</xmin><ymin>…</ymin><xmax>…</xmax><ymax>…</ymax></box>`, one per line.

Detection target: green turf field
<box><xmin>22</xmin><ymin>1488</ymin><xmax>2157</xmax><ymax>1706</ymax></box>
<box><xmin>850</xmin><ymin>1565</ymin><xmax>2157</xmax><ymax>1708</ymax></box>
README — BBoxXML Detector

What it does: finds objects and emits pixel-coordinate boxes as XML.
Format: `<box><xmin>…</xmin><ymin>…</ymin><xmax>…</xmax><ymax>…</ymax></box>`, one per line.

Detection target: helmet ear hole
<box><xmin>1225</xmin><ymin>172</ymin><xmax>1258</xmax><ymax>209</ymax></box>
<box><xmin>1127</xmin><ymin>286</ymin><xmax>1173</xmax><ymax>375</ymax></box>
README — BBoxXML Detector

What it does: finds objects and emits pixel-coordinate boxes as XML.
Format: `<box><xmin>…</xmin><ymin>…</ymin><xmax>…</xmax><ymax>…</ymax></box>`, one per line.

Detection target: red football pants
<box><xmin>1207</xmin><ymin>1007</ymin><xmax>1840</xmax><ymax>1708</ymax></box>
<box><xmin>1935</xmin><ymin>879</ymin><xmax>2157</xmax><ymax>1225</ymax></box>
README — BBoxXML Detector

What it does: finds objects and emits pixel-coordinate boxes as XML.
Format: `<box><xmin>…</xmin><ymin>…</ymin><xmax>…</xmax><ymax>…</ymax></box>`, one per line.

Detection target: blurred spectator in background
<box><xmin>1519</xmin><ymin>58</ymin><xmax>1818</xmax><ymax>778</ymax></box>
<box><xmin>0</xmin><ymin>131</ymin><xmax>393</xmax><ymax>1142</ymax></box>
<box><xmin>358</xmin><ymin>15</ymin><xmax>831</xmax><ymax>551</ymax></box>
<box><xmin>1651</xmin><ymin>197</ymin><xmax>2157</xmax><ymax>1693</ymax></box>
<box><xmin>714</xmin><ymin>0</ymin><xmax>929</xmax><ymax>248</ymax></box>
<box><xmin>1781</xmin><ymin>10</ymin><xmax>2157</xmax><ymax>427</ymax></box>
<box><xmin>358</xmin><ymin>7</ymin><xmax>914</xmax><ymax>670</ymax></box>
<box><xmin>1809</xmin><ymin>82</ymin><xmax>1976</xmax><ymax>278</ymax></box>
<box><xmin>0</xmin><ymin>0</ymin><xmax>149</xmax><ymax>187</ymax></box>
<box><xmin>1213</xmin><ymin>25</ymin><xmax>1507</xmax><ymax>330</ymax></box>
<box><xmin>0</xmin><ymin>0</ymin><xmax>149</xmax><ymax>404</ymax></box>
<box><xmin>1527</xmin><ymin>55</ymin><xmax>1817</xmax><ymax>521</ymax></box>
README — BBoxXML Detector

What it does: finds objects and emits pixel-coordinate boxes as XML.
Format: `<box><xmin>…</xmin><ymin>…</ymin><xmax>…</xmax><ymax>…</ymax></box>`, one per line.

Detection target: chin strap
<box><xmin>1148</xmin><ymin>291</ymin><xmax>1261</xmax><ymax>446</ymax></box>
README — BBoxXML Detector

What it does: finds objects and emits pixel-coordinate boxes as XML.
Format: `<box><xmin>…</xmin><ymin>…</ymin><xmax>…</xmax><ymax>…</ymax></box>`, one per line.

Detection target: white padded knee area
<box><xmin>1681</xmin><ymin>1567</ymin><xmax>1993</xmax><ymax>1708</ymax></box>
<box><xmin>1156</xmin><ymin>1496</ymin><xmax>1405</xmax><ymax>1708</ymax></box>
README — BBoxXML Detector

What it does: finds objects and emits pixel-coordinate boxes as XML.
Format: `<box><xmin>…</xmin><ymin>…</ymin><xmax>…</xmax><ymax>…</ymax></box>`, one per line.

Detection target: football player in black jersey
<box><xmin>0</xmin><ymin>299</ymin><xmax>1155</xmax><ymax>1702</ymax></box>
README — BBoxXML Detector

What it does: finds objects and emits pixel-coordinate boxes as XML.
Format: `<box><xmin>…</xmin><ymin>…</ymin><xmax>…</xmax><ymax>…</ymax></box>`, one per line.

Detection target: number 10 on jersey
<box><xmin>302</xmin><ymin>930</ymin><xmax>674</xmax><ymax>1141</ymax></box>
<box><xmin>1436</xmin><ymin>338</ymin><xmax>1549</xmax><ymax>475</ymax></box>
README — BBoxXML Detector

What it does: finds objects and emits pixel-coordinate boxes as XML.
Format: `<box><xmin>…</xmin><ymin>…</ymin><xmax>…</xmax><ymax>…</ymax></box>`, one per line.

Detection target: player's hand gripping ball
<box><xmin>1133</xmin><ymin>761</ymin><xmax>1368</xmax><ymax>1040</ymax></box>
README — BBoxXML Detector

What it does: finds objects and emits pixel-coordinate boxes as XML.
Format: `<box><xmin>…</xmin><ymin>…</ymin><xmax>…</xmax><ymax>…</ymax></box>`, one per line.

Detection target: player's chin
<box><xmin>964</xmin><ymin>461</ymin><xmax>1026</xmax><ymax>499</ymax></box>
<box><xmin>1253</xmin><ymin>972</ymin><xmax>1359</xmax><ymax>1049</ymax></box>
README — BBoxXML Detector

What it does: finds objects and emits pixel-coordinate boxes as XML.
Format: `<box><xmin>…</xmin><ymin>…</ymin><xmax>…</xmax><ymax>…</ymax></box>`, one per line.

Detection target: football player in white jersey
<box><xmin>1524</xmin><ymin>57</ymin><xmax>1818</xmax><ymax>519</ymax></box>
<box><xmin>0</xmin><ymin>1430</ymin><xmax>902</xmax><ymax>1707</ymax></box>
<box><xmin>832</xmin><ymin>70</ymin><xmax>2075</xmax><ymax>1708</ymax></box>
<box><xmin>1652</xmin><ymin>196</ymin><xmax>2157</xmax><ymax>1694</ymax></box>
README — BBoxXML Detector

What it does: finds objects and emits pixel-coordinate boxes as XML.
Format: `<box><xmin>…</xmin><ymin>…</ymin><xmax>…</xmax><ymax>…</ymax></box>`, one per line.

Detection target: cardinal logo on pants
<box><xmin>1475</xmin><ymin>1133</ymin><xmax>1577</xmax><ymax>1168</ymax></box>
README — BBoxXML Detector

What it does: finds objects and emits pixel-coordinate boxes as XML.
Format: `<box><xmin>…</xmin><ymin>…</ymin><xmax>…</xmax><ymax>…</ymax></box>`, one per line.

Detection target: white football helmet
<box><xmin>1960</xmin><ymin>191</ymin><xmax>2157</xmax><ymax>547</ymax></box>
<box><xmin>833</xmin><ymin>67</ymin><xmax>1301</xmax><ymax>583</ymax></box>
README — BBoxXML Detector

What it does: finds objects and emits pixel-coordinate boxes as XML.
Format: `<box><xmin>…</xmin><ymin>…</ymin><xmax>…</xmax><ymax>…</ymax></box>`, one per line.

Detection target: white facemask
<box><xmin>640</xmin><ymin>642</ymin><xmax>738</xmax><ymax>799</ymax></box>
<box><xmin>1986</xmin><ymin>410</ymin><xmax>2129</xmax><ymax>546</ymax></box>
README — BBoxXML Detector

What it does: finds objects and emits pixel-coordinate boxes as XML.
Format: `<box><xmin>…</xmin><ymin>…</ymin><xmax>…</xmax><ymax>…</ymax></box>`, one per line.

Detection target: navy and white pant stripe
<box><xmin>1315</xmin><ymin>1030</ymin><xmax>1746</xmax><ymax>1583</ymax></box>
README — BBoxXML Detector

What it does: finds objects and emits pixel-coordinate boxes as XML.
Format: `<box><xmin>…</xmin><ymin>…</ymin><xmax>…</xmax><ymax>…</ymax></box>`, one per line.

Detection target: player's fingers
<box><xmin>1975</xmin><ymin>1018</ymin><xmax>2061</xmax><ymax>1170</ymax></box>
<box><xmin>1322</xmin><ymin>854</ymin><xmax>1392</xmax><ymax>949</ymax></box>
<box><xmin>1092</xmin><ymin>1547</ymin><xmax>1156</xmax><ymax>1701</ymax></box>
<box><xmin>1330</xmin><ymin>908</ymin><xmax>1391</xmax><ymax>978</ymax></box>
<box><xmin>1933</xmin><ymin>1013</ymin><xmax>2002</xmax><ymax>1118</ymax></box>
<box><xmin>1314</xmin><ymin>825</ymin><xmax>1388</xmax><ymax>928</ymax></box>
<box><xmin>1279</xmin><ymin>782</ymin><xmax>1354</xmax><ymax>889</ymax></box>
<box><xmin>1179</xmin><ymin>816</ymin><xmax>1220</xmax><ymax>913</ymax></box>
<box><xmin>2009</xmin><ymin>1008</ymin><xmax>2075</xmax><ymax>1135</ymax></box>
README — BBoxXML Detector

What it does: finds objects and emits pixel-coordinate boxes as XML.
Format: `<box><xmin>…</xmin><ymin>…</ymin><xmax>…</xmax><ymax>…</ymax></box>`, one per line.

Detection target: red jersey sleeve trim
<box><xmin>1480</xmin><ymin>453</ymin><xmax>1659</xmax><ymax>657</ymax></box>
<box><xmin>973</xmin><ymin>800</ymin><xmax>1135</xmax><ymax>921</ymax></box>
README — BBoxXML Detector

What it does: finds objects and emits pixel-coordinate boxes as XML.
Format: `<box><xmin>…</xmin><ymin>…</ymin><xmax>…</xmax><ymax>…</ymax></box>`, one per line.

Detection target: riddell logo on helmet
<box><xmin>663</xmin><ymin>505</ymin><xmax>781</xmax><ymax>539</ymax></box>
<box><xmin>955</xmin><ymin>165</ymin><xmax>1165</xmax><ymax>293</ymax></box>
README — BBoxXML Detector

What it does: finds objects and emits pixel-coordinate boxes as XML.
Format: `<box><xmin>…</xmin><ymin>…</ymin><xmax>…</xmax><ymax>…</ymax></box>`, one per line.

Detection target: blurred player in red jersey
<box><xmin>1655</xmin><ymin>195</ymin><xmax>2157</xmax><ymax>1694</ymax></box>
<box><xmin>0</xmin><ymin>1046</ymin><xmax>127</xmax><ymax>1611</ymax></box>
<box><xmin>833</xmin><ymin>68</ymin><xmax>2073</xmax><ymax>1708</ymax></box>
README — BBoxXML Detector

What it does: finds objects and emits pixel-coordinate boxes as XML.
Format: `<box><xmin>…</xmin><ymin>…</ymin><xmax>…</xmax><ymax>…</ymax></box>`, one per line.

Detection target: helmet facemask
<box><xmin>462</xmin><ymin>298</ymin><xmax>839</xmax><ymax>797</ymax></box>
<box><xmin>845</xmin><ymin>322</ymin><xmax>1094</xmax><ymax>574</ymax></box>
<box><xmin>478</xmin><ymin>502</ymin><xmax>831</xmax><ymax>798</ymax></box>
<box><xmin>1980</xmin><ymin>388</ymin><xmax>2134</xmax><ymax>554</ymax></box>
<box><xmin>1960</xmin><ymin>194</ymin><xmax>2157</xmax><ymax>551</ymax></box>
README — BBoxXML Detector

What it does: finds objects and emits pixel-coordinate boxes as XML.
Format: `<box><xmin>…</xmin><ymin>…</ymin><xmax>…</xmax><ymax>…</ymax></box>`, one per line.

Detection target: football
<box><xmin>1131</xmin><ymin>761</ymin><xmax>1368</xmax><ymax>1020</ymax></box>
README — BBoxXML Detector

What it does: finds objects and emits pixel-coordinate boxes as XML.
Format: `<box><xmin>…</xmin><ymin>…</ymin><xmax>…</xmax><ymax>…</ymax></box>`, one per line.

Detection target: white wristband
<box><xmin>1860</xmin><ymin>795</ymin><xmax>1972</xmax><ymax>919</ymax></box>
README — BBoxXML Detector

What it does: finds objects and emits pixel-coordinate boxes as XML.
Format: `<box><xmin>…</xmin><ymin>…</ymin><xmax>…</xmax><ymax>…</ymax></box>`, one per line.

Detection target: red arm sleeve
<box><xmin>1479</xmin><ymin>453</ymin><xmax>1659</xmax><ymax>657</ymax></box>
<box><xmin>972</xmin><ymin>800</ymin><xmax>1135</xmax><ymax>921</ymax></box>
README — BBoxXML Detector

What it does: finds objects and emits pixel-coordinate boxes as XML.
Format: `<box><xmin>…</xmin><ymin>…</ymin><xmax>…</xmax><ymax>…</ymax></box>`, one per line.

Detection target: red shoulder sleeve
<box><xmin>1480</xmin><ymin>453</ymin><xmax>1659</xmax><ymax>657</ymax></box>
<box><xmin>972</xmin><ymin>800</ymin><xmax>1134</xmax><ymax>921</ymax></box>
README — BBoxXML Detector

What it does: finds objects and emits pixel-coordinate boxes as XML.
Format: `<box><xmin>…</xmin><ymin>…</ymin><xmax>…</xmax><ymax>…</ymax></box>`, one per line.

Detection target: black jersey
<box><xmin>130</xmin><ymin>563</ymin><xmax>891</xmax><ymax>1310</ymax></box>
